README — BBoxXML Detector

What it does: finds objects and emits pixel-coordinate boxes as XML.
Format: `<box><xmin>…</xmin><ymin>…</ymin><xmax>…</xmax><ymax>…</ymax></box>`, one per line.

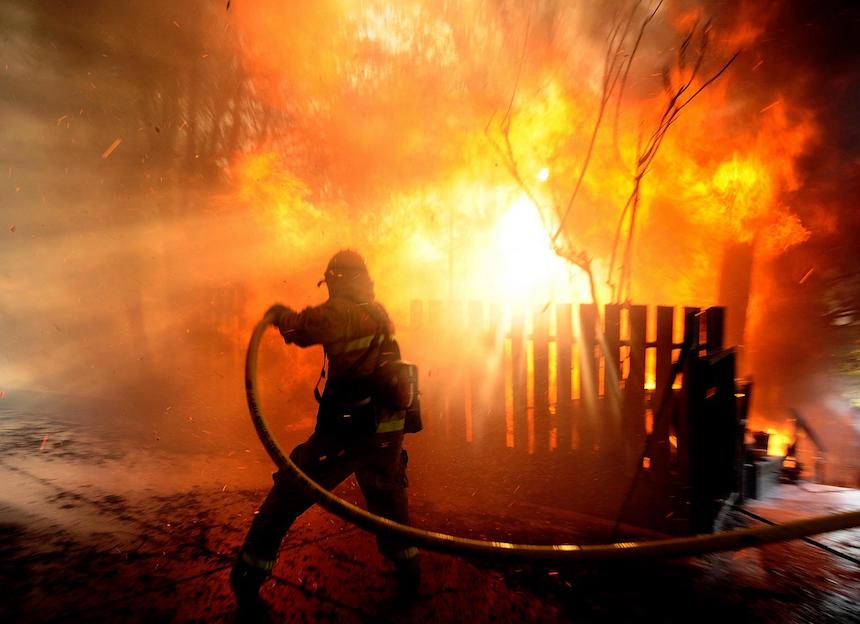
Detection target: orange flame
<box><xmin>766</xmin><ymin>428</ymin><xmax>791</xmax><ymax>457</ymax></box>
<box><xmin>226</xmin><ymin>2</ymin><xmax>818</xmax><ymax>313</ymax></box>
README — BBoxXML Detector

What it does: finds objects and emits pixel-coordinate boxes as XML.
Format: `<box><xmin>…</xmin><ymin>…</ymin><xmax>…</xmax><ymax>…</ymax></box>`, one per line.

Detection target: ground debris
<box><xmin>0</xmin><ymin>413</ymin><xmax>857</xmax><ymax>623</ymax></box>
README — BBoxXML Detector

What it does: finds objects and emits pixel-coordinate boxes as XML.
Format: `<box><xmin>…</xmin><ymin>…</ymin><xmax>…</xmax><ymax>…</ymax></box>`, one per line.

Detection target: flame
<box><xmin>766</xmin><ymin>428</ymin><xmax>791</xmax><ymax>457</ymax></box>
<box><xmin>226</xmin><ymin>1</ymin><xmax>819</xmax><ymax>316</ymax></box>
<box><xmin>683</xmin><ymin>153</ymin><xmax>810</xmax><ymax>253</ymax></box>
<box><xmin>231</xmin><ymin>151</ymin><xmax>324</xmax><ymax>250</ymax></box>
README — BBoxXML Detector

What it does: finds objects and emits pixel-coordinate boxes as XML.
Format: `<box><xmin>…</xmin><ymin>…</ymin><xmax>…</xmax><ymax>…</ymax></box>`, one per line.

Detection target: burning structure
<box><xmin>1</xmin><ymin>1</ymin><xmax>859</xmax><ymax>622</ymax></box>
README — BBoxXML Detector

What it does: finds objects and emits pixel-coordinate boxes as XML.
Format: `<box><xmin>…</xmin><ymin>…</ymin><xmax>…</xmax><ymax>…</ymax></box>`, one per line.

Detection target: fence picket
<box><xmin>556</xmin><ymin>303</ymin><xmax>573</xmax><ymax>452</ymax></box>
<box><xmin>404</xmin><ymin>301</ymin><xmax>726</xmax><ymax>466</ymax></box>
<box><xmin>624</xmin><ymin>306</ymin><xmax>647</xmax><ymax>461</ymax></box>
<box><xmin>604</xmin><ymin>303</ymin><xmax>622</xmax><ymax>455</ymax></box>
<box><xmin>511</xmin><ymin>306</ymin><xmax>528</xmax><ymax>452</ymax></box>
<box><xmin>533</xmin><ymin>304</ymin><xmax>550</xmax><ymax>453</ymax></box>
<box><xmin>579</xmin><ymin>304</ymin><xmax>598</xmax><ymax>452</ymax></box>
<box><xmin>488</xmin><ymin>304</ymin><xmax>508</xmax><ymax>451</ymax></box>
<box><xmin>652</xmin><ymin>306</ymin><xmax>674</xmax><ymax>476</ymax></box>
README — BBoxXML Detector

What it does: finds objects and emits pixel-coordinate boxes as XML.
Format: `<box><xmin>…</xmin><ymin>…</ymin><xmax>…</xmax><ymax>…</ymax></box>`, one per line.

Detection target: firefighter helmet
<box><xmin>318</xmin><ymin>249</ymin><xmax>369</xmax><ymax>287</ymax></box>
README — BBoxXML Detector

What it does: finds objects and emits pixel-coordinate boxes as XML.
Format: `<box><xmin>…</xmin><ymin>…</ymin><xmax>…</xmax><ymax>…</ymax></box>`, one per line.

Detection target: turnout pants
<box><xmin>238</xmin><ymin>431</ymin><xmax>417</xmax><ymax>574</ymax></box>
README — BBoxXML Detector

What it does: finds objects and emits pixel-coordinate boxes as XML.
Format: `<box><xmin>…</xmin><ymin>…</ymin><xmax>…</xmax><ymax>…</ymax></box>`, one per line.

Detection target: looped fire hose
<box><xmin>246</xmin><ymin>317</ymin><xmax>860</xmax><ymax>563</ymax></box>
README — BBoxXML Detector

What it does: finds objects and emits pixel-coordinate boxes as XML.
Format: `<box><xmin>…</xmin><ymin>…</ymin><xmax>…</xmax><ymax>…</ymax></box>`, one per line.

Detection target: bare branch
<box><xmin>500</xmin><ymin>9</ymin><xmax>532</xmax><ymax>133</ymax></box>
<box><xmin>608</xmin><ymin>17</ymin><xmax>740</xmax><ymax>302</ymax></box>
<box><xmin>613</xmin><ymin>1</ymin><xmax>664</xmax><ymax>173</ymax></box>
<box><xmin>675</xmin><ymin>50</ymin><xmax>740</xmax><ymax>113</ymax></box>
<box><xmin>551</xmin><ymin>2</ymin><xmax>647</xmax><ymax>248</ymax></box>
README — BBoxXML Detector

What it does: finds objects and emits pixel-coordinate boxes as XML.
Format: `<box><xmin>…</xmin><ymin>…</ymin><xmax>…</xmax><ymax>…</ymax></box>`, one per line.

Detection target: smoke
<box><xmin>0</xmin><ymin>0</ymin><xmax>309</xmax><ymax>450</ymax></box>
<box><xmin>1</xmin><ymin>1</ymin><xmax>857</xmax><ymax>481</ymax></box>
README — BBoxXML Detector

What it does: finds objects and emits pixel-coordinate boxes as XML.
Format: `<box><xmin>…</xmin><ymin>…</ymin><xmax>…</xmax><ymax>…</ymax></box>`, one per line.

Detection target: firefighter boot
<box><xmin>394</xmin><ymin>553</ymin><xmax>421</xmax><ymax>600</ymax></box>
<box><xmin>230</xmin><ymin>556</ymin><xmax>272</xmax><ymax>620</ymax></box>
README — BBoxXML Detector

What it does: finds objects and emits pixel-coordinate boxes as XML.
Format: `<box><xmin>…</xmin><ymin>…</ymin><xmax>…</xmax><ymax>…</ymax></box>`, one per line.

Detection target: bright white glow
<box><xmin>494</xmin><ymin>197</ymin><xmax>570</xmax><ymax>300</ymax></box>
<box><xmin>537</xmin><ymin>167</ymin><xmax>550</xmax><ymax>182</ymax></box>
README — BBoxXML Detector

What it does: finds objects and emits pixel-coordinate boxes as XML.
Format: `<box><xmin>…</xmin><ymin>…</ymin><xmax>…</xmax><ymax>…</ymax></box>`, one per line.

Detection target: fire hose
<box><xmin>246</xmin><ymin>316</ymin><xmax>860</xmax><ymax>563</ymax></box>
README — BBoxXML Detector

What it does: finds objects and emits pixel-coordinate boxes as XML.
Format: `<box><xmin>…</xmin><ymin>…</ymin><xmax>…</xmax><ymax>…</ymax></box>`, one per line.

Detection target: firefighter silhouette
<box><xmin>231</xmin><ymin>250</ymin><xmax>420</xmax><ymax>612</ymax></box>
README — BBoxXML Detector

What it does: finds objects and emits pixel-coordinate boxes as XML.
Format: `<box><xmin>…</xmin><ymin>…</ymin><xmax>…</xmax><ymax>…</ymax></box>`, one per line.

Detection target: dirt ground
<box><xmin>1</xmin><ymin>402</ymin><xmax>858</xmax><ymax>623</ymax></box>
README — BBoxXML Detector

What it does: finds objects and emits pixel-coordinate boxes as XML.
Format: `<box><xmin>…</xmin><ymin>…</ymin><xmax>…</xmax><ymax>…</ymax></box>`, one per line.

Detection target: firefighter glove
<box><xmin>265</xmin><ymin>303</ymin><xmax>294</xmax><ymax>327</ymax></box>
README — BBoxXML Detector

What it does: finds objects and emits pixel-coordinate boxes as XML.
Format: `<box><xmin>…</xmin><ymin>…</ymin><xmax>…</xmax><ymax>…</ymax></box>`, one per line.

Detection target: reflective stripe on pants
<box><xmin>240</xmin><ymin>550</ymin><xmax>275</xmax><ymax>572</ymax></box>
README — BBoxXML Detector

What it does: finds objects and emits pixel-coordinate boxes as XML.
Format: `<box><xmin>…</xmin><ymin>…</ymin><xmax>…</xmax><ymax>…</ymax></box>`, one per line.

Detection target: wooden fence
<box><xmin>403</xmin><ymin>301</ymin><xmax>727</xmax><ymax>467</ymax></box>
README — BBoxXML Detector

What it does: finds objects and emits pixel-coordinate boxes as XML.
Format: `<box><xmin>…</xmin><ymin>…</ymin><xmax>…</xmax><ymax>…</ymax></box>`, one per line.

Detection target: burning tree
<box><xmin>486</xmin><ymin>1</ymin><xmax>740</xmax><ymax>308</ymax></box>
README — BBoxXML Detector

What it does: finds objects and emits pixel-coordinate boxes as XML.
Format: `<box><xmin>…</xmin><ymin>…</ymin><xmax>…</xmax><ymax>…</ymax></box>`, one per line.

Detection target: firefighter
<box><xmin>231</xmin><ymin>250</ymin><xmax>420</xmax><ymax>613</ymax></box>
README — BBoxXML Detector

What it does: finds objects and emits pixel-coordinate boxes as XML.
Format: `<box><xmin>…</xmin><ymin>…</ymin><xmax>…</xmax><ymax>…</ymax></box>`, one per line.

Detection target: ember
<box><xmin>100</xmin><ymin>137</ymin><xmax>122</xmax><ymax>160</ymax></box>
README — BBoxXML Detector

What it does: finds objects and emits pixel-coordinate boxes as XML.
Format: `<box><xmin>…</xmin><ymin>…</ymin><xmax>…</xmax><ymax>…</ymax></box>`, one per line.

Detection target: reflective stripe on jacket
<box><xmin>276</xmin><ymin>296</ymin><xmax>404</xmax><ymax>434</ymax></box>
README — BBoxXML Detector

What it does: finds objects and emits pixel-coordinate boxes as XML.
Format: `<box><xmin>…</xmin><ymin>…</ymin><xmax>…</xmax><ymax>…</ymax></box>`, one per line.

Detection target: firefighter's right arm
<box><xmin>269</xmin><ymin>302</ymin><xmax>345</xmax><ymax>348</ymax></box>
<box><xmin>265</xmin><ymin>304</ymin><xmax>294</xmax><ymax>326</ymax></box>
